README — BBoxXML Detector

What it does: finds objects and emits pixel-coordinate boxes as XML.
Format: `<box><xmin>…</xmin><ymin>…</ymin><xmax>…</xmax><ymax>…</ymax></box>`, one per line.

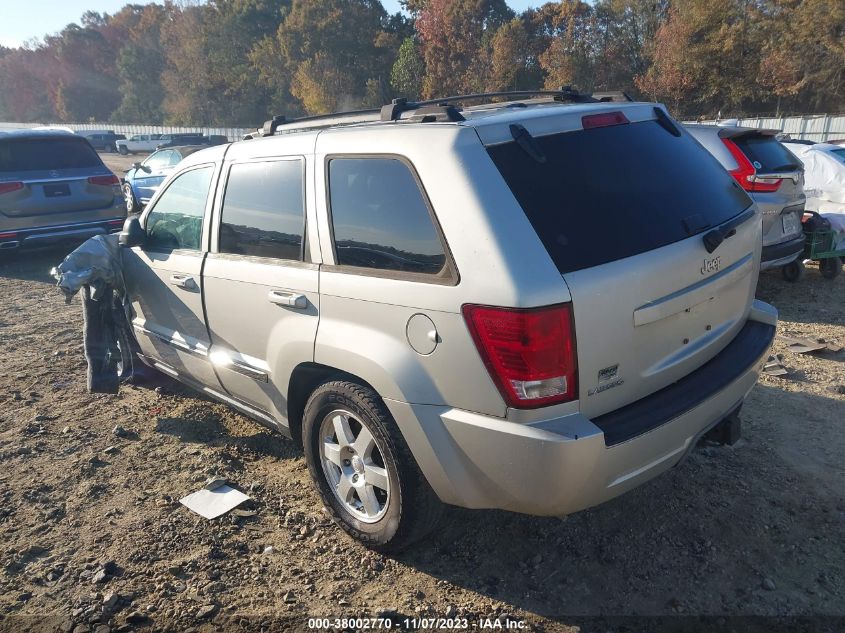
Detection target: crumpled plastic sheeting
<box><xmin>52</xmin><ymin>233</ymin><xmax>125</xmax><ymax>302</ymax></box>
<box><xmin>785</xmin><ymin>143</ymin><xmax>845</xmax><ymax>210</ymax></box>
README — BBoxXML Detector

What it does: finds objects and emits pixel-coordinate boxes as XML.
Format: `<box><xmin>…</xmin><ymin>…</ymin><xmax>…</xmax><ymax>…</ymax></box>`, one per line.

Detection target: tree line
<box><xmin>0</xmin><ymin>0</ymin><xmax>842</xmax><ymax>127</ymax></box>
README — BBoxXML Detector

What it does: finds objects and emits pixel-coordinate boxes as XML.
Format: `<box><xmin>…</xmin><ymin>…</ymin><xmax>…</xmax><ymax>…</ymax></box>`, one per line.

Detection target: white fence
<box><xmin>0</xmin><ymin>121</ymin><xmax>253</xmax><ymax>141</ymax></box>
<box><xmin>689</xmin><ymin>114</ymin><xmax>845</xmax><ymax>142</ymax></box>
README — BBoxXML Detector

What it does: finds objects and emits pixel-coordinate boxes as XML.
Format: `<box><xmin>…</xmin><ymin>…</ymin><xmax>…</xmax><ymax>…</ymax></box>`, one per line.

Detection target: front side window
<box><xmin>145</xmin><ymin>166</ymin><xmax>213</xmax><ymax>251</ymax></box>
<box><xmin>328</xmin><ymin>157</ymin><xmax>448</xmax><ymax>276</ymax></box>
<box><xmin>219</xmin><ymin>159</ymin><xmax>305</xmax><ymax>261</ymax></box>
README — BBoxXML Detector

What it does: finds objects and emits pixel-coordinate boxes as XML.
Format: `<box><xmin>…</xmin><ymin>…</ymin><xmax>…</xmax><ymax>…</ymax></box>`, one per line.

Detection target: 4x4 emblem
<box><xmin>701</xmin><ymin>256</ymin><xmax>721</xmax><ymax>275</ymax></box>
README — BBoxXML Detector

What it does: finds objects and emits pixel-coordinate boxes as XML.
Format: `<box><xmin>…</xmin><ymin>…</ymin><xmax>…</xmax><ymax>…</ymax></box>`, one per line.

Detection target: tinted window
<box><xmin>0</xmin><ymin>137</ymin><xmax>102</xmax><ymax>171</ymax></box>
<box><xmin>145</xmin><ymin>166</ymin><xmax>213</xmax><ymax>251</ymax></box>
<box><xmin>219</xmin><ymin>160</ymin><xmax>304</xmax><ymax>260</ymax></box>
<box><xmin>328</xmin><ymin>158</ymin><xmax>447</xmax><ymax>276</ymax></box>
<box><xmin>487</xmin><ymin>120</ymin><xmax>751</xmax><ymax>274</ymax></box>
<box><xmin>734</xmin><ymin>135</ymin><xmax>802</xmax><ymax>172</ymax></box>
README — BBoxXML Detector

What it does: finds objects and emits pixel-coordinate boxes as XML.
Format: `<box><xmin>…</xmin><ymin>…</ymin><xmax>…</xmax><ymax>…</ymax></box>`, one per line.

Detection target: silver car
<box><xmin>685</xmin><ymin>125</ymin><xmax>806</xmax><ymax>276</ymax></box>
<box><xmin>118</xmin><ymin>95</ymin><xmax>777</xmax><ymax>550</ymax></box>
<box><xmin>0</xmin><ymin>129</ymin><xmax>125</xmax><ymax>252</ymax></box>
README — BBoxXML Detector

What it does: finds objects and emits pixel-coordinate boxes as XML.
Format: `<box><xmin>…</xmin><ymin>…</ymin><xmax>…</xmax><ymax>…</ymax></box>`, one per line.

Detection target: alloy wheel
<box><xmin>318</xmin><ymin>409</ymin><xmax>390</xmax><ymax>523</ymax></box>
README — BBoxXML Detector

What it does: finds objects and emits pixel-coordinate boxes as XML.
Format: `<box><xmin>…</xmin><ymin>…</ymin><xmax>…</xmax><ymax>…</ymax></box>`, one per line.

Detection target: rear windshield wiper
<box><xmin>509</xmin><ymin>124</ymin><xmax>547</xmax><ymax>163</ymax></box>
<box><xmin>702</xmin><ymin>207</ymin><xmax>756</xmax><ymax>254</ymax></box>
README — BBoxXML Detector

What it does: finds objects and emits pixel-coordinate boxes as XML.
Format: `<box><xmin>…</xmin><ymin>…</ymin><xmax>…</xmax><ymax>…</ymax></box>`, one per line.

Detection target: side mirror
<box><xmin>132</xmin><ymin>162</ymin><xmax>151</xmax><ymax>173</ymax></box>
<box><xmin>119</xmin><ymin>215</ymin><xmax>145</xmax><ymax>248</ymax></box>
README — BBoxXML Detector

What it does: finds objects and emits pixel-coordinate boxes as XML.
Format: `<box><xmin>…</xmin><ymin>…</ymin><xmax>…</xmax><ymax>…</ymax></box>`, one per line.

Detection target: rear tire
<box><xmin>302</xmin><ymin>380</ymin><xmax>443</xmax><ymax>552</ymax></box>
<box><xmin>820</xmin><ymin>256</ymin><xmax>841</xmax><ymax>279</ymax></box>
<box><xmin>781</xmin><ymin>260</ymin><xmax>804</xmax><ymax>282</ymax></box>
<box><xmin>118</xmin><ymin>146</ymin><xmax>129</xmax><ymax>155</ymax></box>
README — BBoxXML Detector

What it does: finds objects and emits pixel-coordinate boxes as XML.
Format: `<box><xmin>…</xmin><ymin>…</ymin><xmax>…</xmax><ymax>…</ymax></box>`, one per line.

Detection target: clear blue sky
<box><xmin>0</xmin><ymin>0</ymin><xmax>542</xmax><ymax>48</ymax></box>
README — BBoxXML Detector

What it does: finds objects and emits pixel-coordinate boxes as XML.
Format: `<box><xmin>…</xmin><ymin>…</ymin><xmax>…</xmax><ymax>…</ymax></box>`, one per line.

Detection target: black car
<box><xmin>156</xmin><ymin>134</ymin><xmax>229</xmax><ymax>150</ymax></box>
<box><xmin>81</xmin><ymin>132</ymin><xmax>127</xmax><ymax>153</ymax></box>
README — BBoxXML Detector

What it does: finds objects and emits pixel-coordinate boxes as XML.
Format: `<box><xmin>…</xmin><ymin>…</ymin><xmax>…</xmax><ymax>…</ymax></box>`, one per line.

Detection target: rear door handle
<box><xmin>169</xmin><ymin>274</ymin><xmax>196</xmax><ymax>290</ymax></box>
<box><xmin>268</xmin><ymin>290</ymin><xmax>307</xmax><ymax>309</ymax></box>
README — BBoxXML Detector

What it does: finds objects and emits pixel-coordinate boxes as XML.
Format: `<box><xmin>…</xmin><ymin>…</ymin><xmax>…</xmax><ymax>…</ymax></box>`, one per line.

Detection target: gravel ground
<box><xmin>0</xmin><ymin>247</ymin><xmax>843</xmax><ymax>633</ymax></box>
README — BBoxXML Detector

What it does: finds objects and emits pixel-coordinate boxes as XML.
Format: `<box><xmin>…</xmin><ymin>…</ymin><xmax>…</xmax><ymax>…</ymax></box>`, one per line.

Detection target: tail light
<box><xmin>0</xmin><ymin>231</ymin><xmax>18</xmax><ymax>239</ymax></box>
<box><xmin>0</xmin><ymin>182</ymin><xmax>24</xmax><ymax>195</ymax></box>
<box><xmin>582</xmin><ymin>111</ymin><xmax>629</xmax><ymax>129</ymax></box>
<box><xmin>722</xmin><ymin>138</ymin><xmax>782</xmax><ymax>192</ymax></box>
<box><xmin>462</xmin><ymin>303</ymin><xmax>578</xmax><ymax>408</ymax></box>
<box><xmin>88</xmin><ymin>174</ymin><xmax>120</xmax><ymax>186</ymax></box>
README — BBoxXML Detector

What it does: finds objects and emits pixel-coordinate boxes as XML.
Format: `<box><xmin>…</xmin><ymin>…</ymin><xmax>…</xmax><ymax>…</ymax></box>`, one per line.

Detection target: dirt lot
<box><xmin>0</xmin><ymin>244</ymin><xmax>843</xmax><ymax>633</ymax></box>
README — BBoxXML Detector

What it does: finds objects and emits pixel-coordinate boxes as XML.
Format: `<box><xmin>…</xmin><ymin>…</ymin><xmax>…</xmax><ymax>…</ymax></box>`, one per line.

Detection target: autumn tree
<box><xmin>254</xmin><ymin>0</ymin><xmax>397</xmax><ymax>115</ymax></box>
<box><xmin>487</xmin><ymin>16</ymin><xmax>544</xmax><ymax>91</ymax></box>
<box><xmin>414</xmin><ymin>0</ymin><xmax>513</xmax><ymax>98</ymax></box>
<box><xmin>391</xmin><ymin>37</ymin><xmax>426</xmax><ymax>99</ymax></box>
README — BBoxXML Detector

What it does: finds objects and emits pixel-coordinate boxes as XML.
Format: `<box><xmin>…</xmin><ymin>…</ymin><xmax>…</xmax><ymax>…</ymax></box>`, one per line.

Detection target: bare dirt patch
<box><xmin>0</xmin><ymin>250</ymin><xmax>843</xmax><ymax>632</ymax></box>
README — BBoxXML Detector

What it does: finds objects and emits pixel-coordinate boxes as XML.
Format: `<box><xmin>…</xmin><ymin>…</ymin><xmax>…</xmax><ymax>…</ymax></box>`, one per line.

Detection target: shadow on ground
<box><xmin>392</xmin><ymin>384</ymin><xmax>844</xmax><ymax>619</ymax></box>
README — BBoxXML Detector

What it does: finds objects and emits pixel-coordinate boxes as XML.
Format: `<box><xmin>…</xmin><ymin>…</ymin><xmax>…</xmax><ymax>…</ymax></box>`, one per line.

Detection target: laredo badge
<box><xmin>589</xmin><ymin>364</ymin><xmax>624</xmax><ymax>396</ymax></box>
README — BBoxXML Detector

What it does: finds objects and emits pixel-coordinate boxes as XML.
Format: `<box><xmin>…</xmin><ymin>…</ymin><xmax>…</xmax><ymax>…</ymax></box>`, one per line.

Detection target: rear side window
<box><xmin>0</xmin><ymin>137</ymin><xmax>102</xmax><ymax>171</ymax></box>
<box><xmin>219</xmin><ymin>159</ymin><xmax>304</xmax><ymax>261</ymax></box>
<box><xmin>145</xmin><ymin>166</ymin><xmax>213</xmax><ymax>251</ymax></box>
<box><xmin>487</xmin><ymin>120</ymin><xmax>751</xmax><ymax>274</ymax></box>
<box><xmin>733</xmin><ymin>135</ymin><xmax>802</xmax><ymax>172</ymax></box>
<box><xmin>328</xmin><ymin>157</ymin><xmax>448</xmax><ymax>277</ymax></box>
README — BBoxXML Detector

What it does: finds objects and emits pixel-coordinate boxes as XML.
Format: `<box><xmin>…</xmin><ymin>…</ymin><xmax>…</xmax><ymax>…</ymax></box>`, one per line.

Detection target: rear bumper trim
<box><xmin>761</xmin><ymin>235</ymin><xmax>804</xmax><ymax>266</ymax></box>
<box><xmin>592</xmin><ymin>320</ymin><xmax>775</xmax><ymax>446</ymax></box>
<box><xmin>0</xmin><ymin>217</ymin><xmax>125</xmax><ymax>248</ymax></box>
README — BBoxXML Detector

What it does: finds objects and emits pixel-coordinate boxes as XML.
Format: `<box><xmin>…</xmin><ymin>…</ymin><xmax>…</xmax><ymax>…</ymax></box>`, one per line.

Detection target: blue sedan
<box><xmin>122</xmin><ymin>145</ymin><xmax>204</xmax><ymax>214</ymax></box>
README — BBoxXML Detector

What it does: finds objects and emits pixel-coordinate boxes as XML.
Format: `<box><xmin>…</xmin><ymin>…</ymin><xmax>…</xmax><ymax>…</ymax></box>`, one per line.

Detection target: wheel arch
<box><xmin>286</xmin><ymin>362</ymin><xmax>382</xmax><ymax>447</ymax></box>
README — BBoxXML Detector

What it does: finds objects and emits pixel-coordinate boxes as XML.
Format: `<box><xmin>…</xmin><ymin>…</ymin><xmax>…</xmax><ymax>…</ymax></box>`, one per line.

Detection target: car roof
<box><xmin>236</xmin><ymin>99</ymin><xmax>665</xmax><ymax>150</ymax></box>
<box><xmin>684</xmin><ymin>123</ymin><xmax>780</xmax><ymax>138</ymax></box>
<box><xmin>167</xmin><ymin>143</ymin><xmax>229</xmax><ymax>168</ymax></box>
<box><xmin>162</xmin><ymin>145</ymin><xmax>209</xmax><ymax>155</ymax></box>
<box><xmin>0</xmin><ymin>128</ymin><xmax>79</xmax><ymax>139</ymax></box>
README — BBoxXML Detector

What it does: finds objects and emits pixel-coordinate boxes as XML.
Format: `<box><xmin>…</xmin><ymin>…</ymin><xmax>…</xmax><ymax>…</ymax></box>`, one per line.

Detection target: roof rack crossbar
<box><xmin>249</xmin><ymin>87</ymin><xmax>627</xmax><ymax>139</ymax></box>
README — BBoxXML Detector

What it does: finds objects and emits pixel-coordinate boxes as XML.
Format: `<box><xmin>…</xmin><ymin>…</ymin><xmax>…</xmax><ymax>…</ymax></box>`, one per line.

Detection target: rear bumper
<box><xmin>761</xmin><ymin>235</ymin><xmax>804</xmax><ymax>269</ymax></box>
<box><xmin>387</xmin><ymin>300</ymin><xmax>777</xmax><ymax>517</ymax></box>
<box><xmin>0</xmin><ymin>216</ymin><xmax>125</xmax><ymax>250</ymax></box>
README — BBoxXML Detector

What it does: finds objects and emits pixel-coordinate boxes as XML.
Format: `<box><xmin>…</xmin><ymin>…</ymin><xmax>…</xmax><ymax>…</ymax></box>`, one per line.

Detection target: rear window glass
<box><xmin>487</xmin><ymin>120</ymin><xmax>751</xmax><ymax>274</ymax></box>
<box><xmin>733</xmin><ymin>135</ymin><xmax>802</xmax><ymax>172</ymax></box>
<box><xmin>0</xmin><ymin>137</ymin><xmax>102</xmax><ymax>171</ymax></box>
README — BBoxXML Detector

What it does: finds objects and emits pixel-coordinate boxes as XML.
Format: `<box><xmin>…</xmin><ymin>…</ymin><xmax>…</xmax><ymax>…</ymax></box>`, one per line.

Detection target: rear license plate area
<box><xmin>43</xmin><ymin>183</ymin><xmax>71</xmax><ymax>198</ymax></box>
<box><xmin>782</xmin><ymin>212</ymin><xmax>800</xmax><ymax>235</ymax></box>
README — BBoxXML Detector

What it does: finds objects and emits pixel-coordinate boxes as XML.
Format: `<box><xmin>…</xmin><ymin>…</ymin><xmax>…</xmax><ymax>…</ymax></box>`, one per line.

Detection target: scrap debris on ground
<box><xmin>0</xmin><ymin>249</ymin><xmax>843</xmax><ymax>633</ymax></box>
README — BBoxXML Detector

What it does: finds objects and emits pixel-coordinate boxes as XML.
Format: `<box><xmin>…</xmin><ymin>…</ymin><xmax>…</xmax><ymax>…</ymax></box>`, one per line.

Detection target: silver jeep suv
<box><xmin>118</xmin><ymin>93</ymin><xmax>777</xmax><ymax>550</ymax></box>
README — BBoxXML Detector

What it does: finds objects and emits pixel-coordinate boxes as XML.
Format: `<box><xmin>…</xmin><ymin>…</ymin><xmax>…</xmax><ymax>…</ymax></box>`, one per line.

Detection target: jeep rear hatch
<box><xmin>486</xmin><ymin>108</ymin><xmax>760</xmax><ymax>420</ymax></box>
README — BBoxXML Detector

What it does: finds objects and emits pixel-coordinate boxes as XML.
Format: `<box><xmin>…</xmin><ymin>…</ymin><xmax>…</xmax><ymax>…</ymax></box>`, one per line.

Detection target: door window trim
<box><xmin>322</xmin><ymin>153</ymin><xmax>459</xmax><ymax>285</ymax></box>
<box><xmin>209</xmin><ymin>155</ymin><xmax>308</xmax><ymax>264</ymax></box>
<box><xmin>139</xmin><ymin>162</ymin><xmax>219</xmax><ymax>254</ymax></box>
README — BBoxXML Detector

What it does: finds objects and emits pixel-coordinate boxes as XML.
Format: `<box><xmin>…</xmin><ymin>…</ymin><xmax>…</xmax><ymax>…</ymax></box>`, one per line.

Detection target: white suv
<box><xmin>116</xmin><ymin>92</ymin><xmax>777</xmax><ymax>550</ymax></box>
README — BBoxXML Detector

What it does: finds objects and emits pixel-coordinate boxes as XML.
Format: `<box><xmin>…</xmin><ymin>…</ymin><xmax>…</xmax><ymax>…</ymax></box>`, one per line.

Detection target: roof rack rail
<box><xmin>246</xmin><ymin>87</ymin><xmax>616</xmax><ymax>139</ymax></box>
<box><xmin>380</xmin><ymin>88</ymin><xmax>596</xmax><ymax>121</ymax></box>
